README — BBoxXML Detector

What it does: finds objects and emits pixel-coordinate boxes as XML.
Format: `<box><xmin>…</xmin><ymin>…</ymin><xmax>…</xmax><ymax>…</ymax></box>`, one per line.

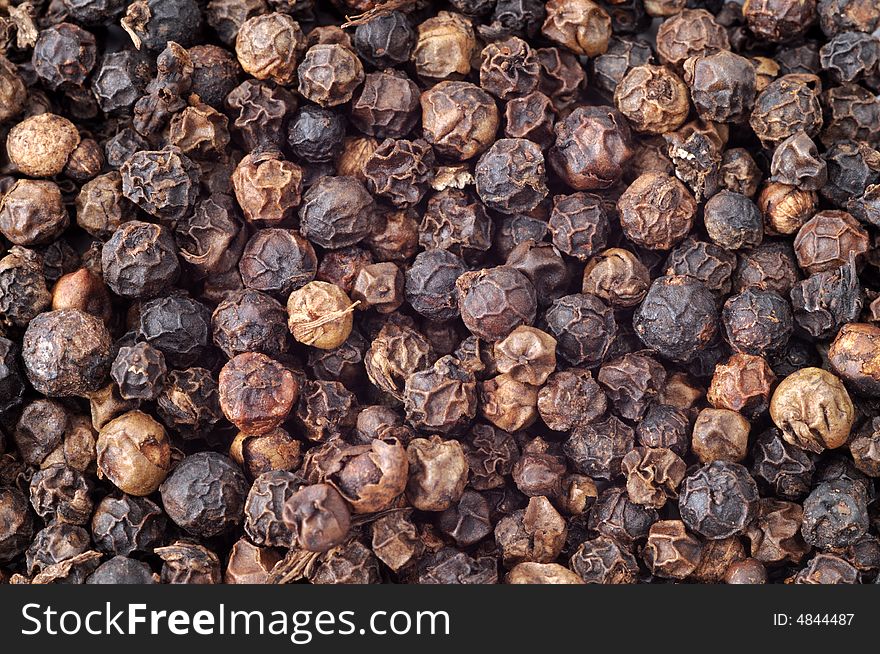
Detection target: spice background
<box><xmin>0</xmin><ymin>0</ymin><xmax>879</xmax><ymax>585</ymax></box>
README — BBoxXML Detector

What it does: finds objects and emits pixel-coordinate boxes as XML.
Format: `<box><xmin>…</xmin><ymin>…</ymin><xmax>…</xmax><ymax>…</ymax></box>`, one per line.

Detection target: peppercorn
<box><xmin>759</xmin><ymin>182</ymin><xmax>818</xmax><ymax>236</ymax></box>
<box><xmin>235</xmin><ymin>13</ymin><xmax>304</xmax><ymax>85</ymax></box>
<box><xmin>7</xmin><ymin>113</ymin><xmax>80</xmax><ymax>177</ymax></box>
<box><xmin>239</xmin><ymin>229</ymin><xmax>317</xmax><ymax>298</ymax></box>
<box><xmin>219</xmin><ymin>352</ymin><xmax>298</xmax><ymax>435</ymax></box>
<box><xmin>412</xmin><ymin>11</ymin><xmax>476</xmax><ymax>81</ymax></box>
<box><xmin>542</xmin><ymin>0</ymin><xmax>611</xmax><ymax>57</ymax></box>
<box><xmin>634</xmin><ymin>275</ymin><xmax>719</xmax><ymax>363</ymax></box>
<box><xmin>354</xmin><ymin>11</ymin><xmax>415</xmax><ymax>68</ymax></box>
<box><xmin>22</xmin><ymin>308</ymin><xmax>112</xmax><ymax>397</ymax></box>
<box><xmin>770</xmin><ymin>367</ymin><xmax>854</xmax><ymax>453</ymax></box>
<box><xmin>363</xmin><ymin>138</ymin><xmax>435</xmax><ymax>208</ymax></box>
<box><xmin>793</xmin><ymin>210</ymin><xmax>869</xmax><ymax>275</ymax></box>
<box><xmin>283</xmin><ymin>483</ymin><xmax>351</xmax><ymax>552</ymax></box>
<box><xmin>750</xmin><ymin>74</ymin><xmax>823</xmax><ymax>147</ymax></box>
<box><xmin>614</xmin><ymin>64</ymin><xmax>690</xmax><ymax>135</ymax></box>
<box><xmin>232</xmin><ymin>150</ymin><xmax>302</xmax><ymax>227</ymax></box>
<box><xmin>101</xmin><ymin>221</ymin><xmax>180</xmax><ymax>298</ymax></box>
<box><xmin>155</xmin><ymin>541</ymin><xmax>221</xmax><ymax>584</ymax></box>
<box><xmin>91</xmin><ymin>494</ymin><xmax>166</xmax><ymax>556</ymax></box>
<box><xmin>550</xmin><ymin>106</ymin><xmax>632</xmax><ymax>190</ymax></box>
<box><xmin>679</xmin><ymin>461</ymin><xmax>759</xmax><ymax>539</ymax></box>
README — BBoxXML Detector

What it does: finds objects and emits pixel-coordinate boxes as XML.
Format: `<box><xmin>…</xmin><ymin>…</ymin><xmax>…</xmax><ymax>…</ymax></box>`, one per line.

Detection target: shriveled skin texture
<box><xmin>212</xmin><ymin>289</ymin><xmax>290</xmax><ymax>359</ymax></box>
<box><xmin>655</xmin><ymin>9</ymin><xmax>729</xmax><ymax>66</ymax></box>
<box><xmin>120</xmin><ymin>149</ymin><xmax>199</xmax><ymax>222</ymax></box>
<box><xmin>549</xmin><ymin>106</ymin><xmax>632</xmax><ymax>190</ymax></box>
<box><xmin>232</xmin><ymin>152</ymin><xmax>302</xmax><ymax>226</ymax></box>
<box><xmin>404</xmin><ymin>357</ymin><xmax>477</xmax><ymax>435</ymax></box>
<box><xmin>829</xmin><ymin>323</ymin><xmax>880</xmax><ymax>395</ymax></box>
<box><xmin>457</xmin><ymin>266</ymin><xmax>537</xmax><ymax>342</ymax></box>
<box><xmin>618</xmin><ymin>172</ymin><xmax>696</xmax><ymax>250</ymax></box>
<box><xmin>743</xmin><ymin>0</ymin><xmax>817</xmax><ymax>43</ymax></box>
<box><xmin>678</xmin><ymin>461</ymin><xmax>759</xmax><ymax>539</ymax></box>
<box><xmin>235</xmin><ymin>13</ymin><xmax>304</xmax><ymax>85</ymax></box>
<box><xmin>244</xmin><ymin>470</ymin><xmax>300</xmax><ymax>548</ymax></box>
<box><xmin>421</xmin><ymin>81</ymin><xmax>498</xmax><ymax>160</ymax></box>
<box><xmin>770</xmin><ymin>367</ymin><xmax>854</xmax><ymax>453</ymax></box>
<box><xmin>405</xmin><ymin>436</ymin><xmax>469</xmax><ymax>512</ymax></box>
<box><xmin>96</xmin><ymin>410</ymin><xmax>171</xmax><ymax>496</ymax></box>
<box><xmin>328</xmin><ymin>437</ymin><xmax>408</xmax><ymax>513</ymax></box>
<box><xmin>101</xmin><ymin>221</ymin><xmax>181</xmax><ymax>298</ymax></box>
<box><xmin>297</xmin><ymin>44</ymin><xmax>364</xmax><ymax>108</ymax></box>
<box><xmin>615</xmin><ymin>65</ymin><xmax>690</xmax><ymax>135</ymax></box>
<box><xmin>569</xmin><ymin>536</ymin><xmax>638</xmax><ymax>584</ymax></box>
<box><xmin>219</xmin><ymin>352</ymin><xmax>298</xmax><ymax>435</ymax></box>
<box><xmin>644</xmin><ymin>520</ymin><xmax>703</xmax><ymax>579</ymax></box>
<box><xmin>475</xmin><ymin>138</ymin><xmax>548</xmax><ymax>214</ymax></box>
<box><xmin>750</xmin><ymin>74</ymin><xmax>823</xmax><ymax>147</ymax></box>
<box><xmin>6</xmin><ymin>113</ymin><xmax>79</xmax><ymax>177</ymax></box>
<box><xmin>160</xmin><ymin>452</ymin><xmax>248</xmax><ymax>538</ymax></box>
<box><xmin>22</xmin><ymin>309</ymin><xmax>112</xmax><ymax>397</ymax></box>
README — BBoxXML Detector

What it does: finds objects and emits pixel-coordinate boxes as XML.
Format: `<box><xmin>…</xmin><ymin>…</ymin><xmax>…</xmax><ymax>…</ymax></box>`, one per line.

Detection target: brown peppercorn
<box><xmin>232</xmin><ymin>150</ymin><xmax>303</xmax><ymax>227</ymax></box>
<box><xmin>759</xmin><ymin>182</ymin><xmax>817</xmax><ymax>236</ymax></box>
<box><xmin>52</xmin><ymin>268</ymin><xmax>112</xmax><ymax>324</ymax></box>
<box><xmin>542</xmin><ymin>0</ymin><xmax>611</xmax><ymax>57</ymax></box>
<box><xmin>297</xmin><ymin>43</ymin><xmax>364</xmax><ymax>108</ymax></box>
<box><xmin>371</xmin><ymin>510</ymin><xmax>422</xmax><ymax>572</ymax></box>
<box><xmin>421</xmin><ymin>81</ymin><xmax>499</xmax><ymax>160</ymax></box>
<box><xmin>538</xmin><ymin>368</ymin><xmax>608</xmax><ymax>432</ymax></box>
<box><xmin>793</xmin><ymin>210</ymin><xmax>869</xmax><ymax>275</ymax></box>
<box><xmin>480</xmin><ymin>373</ymin><xmax>538</xmax><ymax>432</ymax></box>
<box><xmin>494</xmin><ymin>326</ymin><xmax>556</xmax><ymax>385</ymax></box>
<box><xmin>644</xmin><ymin>520</ymin><xmax>703</xmax><ymax>580</ymax></box>
<box><xmin>614</xmin><ymin>65</ymin><xmax>690</xmax><ymax>135</ymax></box>
<box><xmin>235</xmin><ymin>13</ymin><xmax>305</xmax><ymax>85</ymax></box>
<box><xmin>219</xmin><ymin>352</ymin><xmax>298</xmax><ymax>435</ymax></box>
<box><xmin>746</xmin><ymin>498</ymin><xmax>810</xmax><ymax>565</ymax></box>
<box><xmin>0</xmin><ymin>54</ymin><xmax>26</xmax><ymax>124</ymax></box>
<box><xmin>363</xmin><ymin>138</ymin><xmax>435</xmax><ymax>208</ymax></box>
<box><xmin>0</xmin><ymin>180</ymin><xmax>69</xmax><ymax>246</ymax></box>
<box><xmin>770</xmin><ymin>131</ymin><xmax>827</xmax><ymax>191</ymax></box>
<box><xmin>598</xmin><ymin>352</ymin><xmax>666</xmax><ymax>421</ymax></box>
<box><xmin>335</xmin><ymin>136</ymin><xmax>379</xmax><ymax>181</ymax></box>
<box><xmin>351</xmin><ymin>71</ymin><xmax>419</xmax><ymax>140</ymax></box>
<box><xmin>504</xmin><ymin>91</ymin><xmax>556</xmax><ymax>148</ymax></box>
<box><xmin>364</xmin><ymin>322</ymin><xmax>432</xmax><ymax>401</ymax></box>
<box><xmin>495</xmin><ymin>495</ymin><xmax>567</xmax><ymax>567</ymax></box>
<box><xmin>721</xmin><ymin>148</ymin><xmax>763</xmax><ymax>198</ymax></box>
<box><xmin>96</xmin><ymin>410</ymin><xmax>171</xmax><ymax>496</ymax></box>
<box><xmin>550</xmin><ymin>106</ymin><xmax>632</xmax><ymax>190</ymax></box>
<box><xmin>743</xmin><ymin>0</ymin><xmax>817</xmax><ymax>43</ymax></box>
<box><xmin>583</xmin><ymin>248</ymin><xmax>650</xmax><ymax>308</ymax></box>
<box><xmin>6</xmin><ymin>113</ymin><xmax>80</xmax><ymax>177</ymax></box>
<box><xmin>690</xmin><ymin>536</ymin><xmax>747</xmax><ymax>583</ymax></box>
<box><xmin>507</xmin><ymin>562</ymin><xmax>585</xmax><ymax>584</ymax></box>
<box><xmin>287</xmin><ymin>281</ymin><xmax>356</xmax><ymax>350</ymax></box>
<box><xmin>513</xmin><ymin>437</ymin><xmax>566</xmax><ymax>497</ymax></box>
<box><xmin>655</xmin><ymin>9</ymin><xmax>730</xmax><ymax>67</ymax></box>
<box><xmin>770</xmin><ymin>367</ymin><xmax>854</xmax><ymax>453</ymax></box>
<box><xmin>708</xmin><ymin>353</ymin><xmax>776</xmax><ymax>419</ymax></box>
<box><xmin>111</xmin><ymin>342</ymin><xmax>166</xmax><ymax>401</ymax></box>
<box><xmin>29</xmin><ymin>463</ymin><xmax>93</xmax><ymax>526</ymax></box>
<box><xmin>850</xmin><ymin>419</ymin><xmax>880</xmax><ymax>477</ymax></box>
<box><xmin>457</xmin><ymin>266</ymin><xmax>536</xmax><ymax>343</ymax></box>
<box><xmin>829</xmin><ymin>323</ymin><xmax>880</xmax><ymax>396</ymax></box>
<box><xmin>618</xmin><ymin>172</ymin><xmax>696</xmax><ymax>251</ymax></box>
<box><xmin>323</xmin><ymin>437</ymin><xmax>408</xmax><ymax>514</ymax></box>
<box><xmin>725</xmin><ymin>558</ymin><xmax>767</xmax><ymax>584</ymax></box>
<box><xmin>283</xmin><ymin>483</ymin><xmax>351</xmax><ymax>553</ymax></box>
<box><xmin>412</xmin><ymin>11</ymin><xmax>476</xmax><ymax>81</ymax></box>
<box><xmin>351</xmin><ymin>262</ymin><xmax>404</xmax><ymax>314</ymax></box>
<box><xmin>167</xmin><ymin>103</ymin><xmax>230</xmax><ymax>161</ymax></box>
<box><xmin>403</xmin><ymin>355</ymin><xmax>477</xmax><ymax>435</ymax></box>
<box><xmin>750</xmin><ymin>74</ymin><xmax>823</xmax><ymax>147</ymax></box>
<box><xmin>569</xmin><ymin>535</ymin><xmax>637</xmax><ymax>584</ymax></box>
<box><xmin>480</xmin><ymin>36</ymin><xmax>540</xmax><ymax>100</ymax></box>
<box><xmin>225</xmin><ymin>539</ymin><xmax>282</xmax><ymax>584</ymax></box>
<box><xmin>75</xmin><ymin>172</ymin><xmax>128</xmax><ymax>240</ymax></box>
<box><xmin>406</xmin><ymin>436</ymin><xmax>469</xmax><ymax>511</ymax></box>
<box><xmin>691</xmin><ymin>408</ymin><xmax>751</xmax><ymax>464</ymax></box>
<box><xmin>622</xmin><ymin>447</ymin><xmax>686</xmax><ymax>509</ymax></box>
<box><xmin>22</xmin><ymin>309</ymin><xmax>112</xmax><ymax>397</ymax></box>
<box><xmin>299</xmin><ymin>175</ymin><xmax>375</xmax><ymax>250</ymax></box>
<box><xmin>231</xmin><ymin>427</ymin><xmax>302</xmax><ymax>480</ymax></box>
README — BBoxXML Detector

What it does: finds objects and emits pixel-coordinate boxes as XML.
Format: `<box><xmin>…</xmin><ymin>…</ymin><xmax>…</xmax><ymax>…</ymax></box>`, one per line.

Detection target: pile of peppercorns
<box><xmin>0</xmin><ymin>0</ymin><xmax>879</xmax><ymax>586</ymax></box>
